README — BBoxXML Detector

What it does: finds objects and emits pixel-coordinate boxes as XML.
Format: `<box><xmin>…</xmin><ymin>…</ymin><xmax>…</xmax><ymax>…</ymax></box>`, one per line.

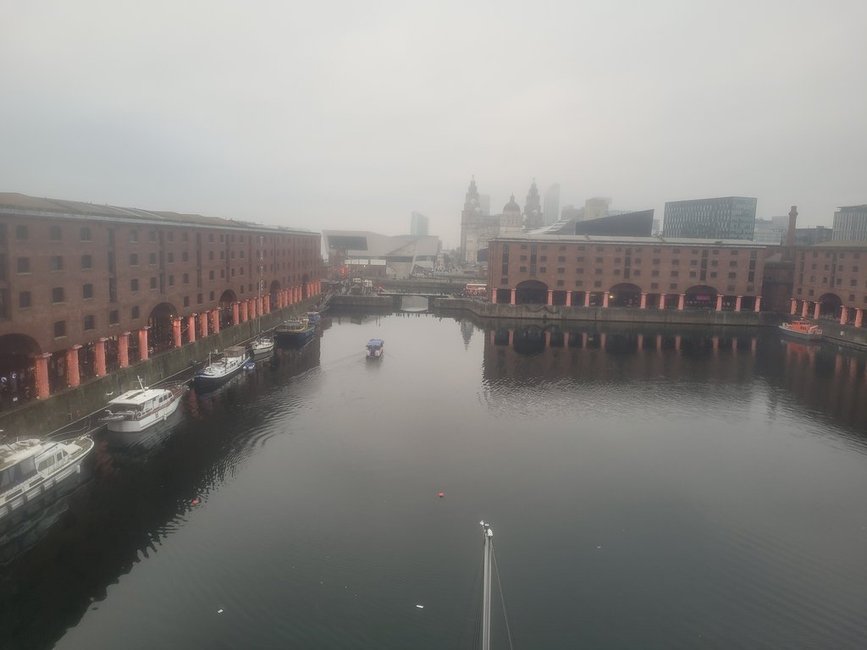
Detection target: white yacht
<box><xmin>250</xmin><ymin>336</ymin><xmax>275</xmax><ymax>359</ymax></box>
<box><xmin>0</xmin><ymin>435</ymin><xmax>94</xmax><ymax>521</ymax></box>
<box><xmin>100</xmin><ymin>382</ymin><xmax>186</xmax><ymax>433</ymax></box>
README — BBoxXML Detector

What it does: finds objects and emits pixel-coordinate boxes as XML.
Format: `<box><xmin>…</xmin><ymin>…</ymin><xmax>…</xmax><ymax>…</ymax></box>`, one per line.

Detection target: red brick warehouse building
<box><xmin>0</xmin><ymin>193</ymin><xmax>322</xmax><ymax>402</ymax></box>
<box><xmin>487</xmin><ymin>234</ymin><xmax>768</xmax><ymax>311</ymax></box>
<box><xmin>790</xmin><ymin>241</ymin><xmax>867</xmax><ymax>326</ymax></box>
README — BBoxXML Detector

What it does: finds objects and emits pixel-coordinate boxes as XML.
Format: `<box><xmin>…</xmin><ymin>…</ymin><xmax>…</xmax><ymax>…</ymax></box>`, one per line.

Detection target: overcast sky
<box><xmin>2</xmin><ymin>0</ymin><xmax>865</xmax><ymax>247</ymax></box>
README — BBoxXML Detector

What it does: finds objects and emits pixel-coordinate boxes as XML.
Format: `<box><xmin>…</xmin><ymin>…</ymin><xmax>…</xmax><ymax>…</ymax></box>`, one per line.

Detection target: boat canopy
<box><xmin>108</xmin><ymin>388</ymin><xmax>166</xmax><ymax>406</ymax></box>
<box><xmin>367</xmin><ymin>339</ymin><xmax>384</xmax><ymax>348</ymax></box>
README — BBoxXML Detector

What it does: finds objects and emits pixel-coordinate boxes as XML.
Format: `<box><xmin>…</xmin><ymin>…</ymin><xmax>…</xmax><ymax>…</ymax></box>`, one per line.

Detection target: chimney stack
<box><xmin>785</xmin><ymin>205</ymin><xmax>798</xmax><ymax>259</ymax></box>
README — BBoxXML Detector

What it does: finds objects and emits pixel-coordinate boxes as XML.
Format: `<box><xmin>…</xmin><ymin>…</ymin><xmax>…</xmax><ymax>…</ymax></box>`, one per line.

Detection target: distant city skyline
<box><xmin>1</xmin><ymin>2</ymin><xmax>864</xmax><ymax>250</ymax></box>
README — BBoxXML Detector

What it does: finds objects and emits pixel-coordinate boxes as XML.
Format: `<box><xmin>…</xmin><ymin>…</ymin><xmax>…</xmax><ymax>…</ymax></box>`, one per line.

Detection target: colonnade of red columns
<box><xmin>492</xmin><ymin>289</ymin><xmax>759</xmax><ymax>312</ymax></box>
<box><xmin>29</xmin><ymin>280</ymin><xmax>322</xmax><ymax>400</ymax></box>
<box><xmin>489</xmin><ymin>328</ymin><xmax>758</xmax><ymax>354</ymax></box>
<box><xmin>790</xmin><ymin>298</ymin><xmax>865</xmax><ymax>328</ymax></box>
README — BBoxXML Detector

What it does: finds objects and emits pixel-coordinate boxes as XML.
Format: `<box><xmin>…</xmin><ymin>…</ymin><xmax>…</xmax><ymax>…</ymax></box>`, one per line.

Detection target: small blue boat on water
<box><xmin>366</xmin><ymin>339</ymin><xmax>384</xmax><ymax>359</ymax></box>
<box><xmin>306</xmin><ymin>311</ymin><xmax>322</xmax><ymax>325</ymax></box>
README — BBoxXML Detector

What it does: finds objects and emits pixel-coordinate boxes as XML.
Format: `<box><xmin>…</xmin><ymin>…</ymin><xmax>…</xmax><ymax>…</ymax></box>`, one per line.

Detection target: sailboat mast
<box><xmin>480</xmin><ymin>521</ymin><xmax>494</xmax><ymax>650</ymax></box>
<box><xmin>257</xmin><ymin>235</ymin><xmax>264</xmax><ymax>335</ymax></box>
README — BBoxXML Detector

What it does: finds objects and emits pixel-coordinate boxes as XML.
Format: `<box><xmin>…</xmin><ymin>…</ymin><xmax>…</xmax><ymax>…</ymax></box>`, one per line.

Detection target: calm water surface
<box><xmin>2</xmin><ymin>313</ymin><xmax>867</xmax><ymax>649</ymax></box>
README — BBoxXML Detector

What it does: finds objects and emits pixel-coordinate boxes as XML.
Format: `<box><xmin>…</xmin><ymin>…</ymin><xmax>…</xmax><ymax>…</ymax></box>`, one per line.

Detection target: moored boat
<box><xmin>779</xmin><ymin>319</ymin><xmax>823</xmax><ymax>341</ymax></box>
<box><xmin>366</xmin><ymin>338</ymin><xmax>384</xmax><ymax>359</ymax></box>
<box><xmin>306</xmin><ymin>311</ymin><xmax>322</xmax><ymax>325</ymax></box>
<box><xmin>194</xmin><ymin>346</ymin><xmax>248</xmax><ymax>387</ymax></box>
<box><xmin>0</xmin><ymin>435</ymin><xmax>94</xmax><ymax>521</ymax></box>
<box><xmin>100</xmin><ymin>382</ymin><xmax>185</xmax><ymax>433</ymax></box>
<box><xmin>275</xmin><ymin>317</ymin><xmax>315</xmax><ymax>346</ymax></box>
<box><xmin>250</xmin><ymin>336</ymin><xmax>275</xmax><ymax>359</ymax></box>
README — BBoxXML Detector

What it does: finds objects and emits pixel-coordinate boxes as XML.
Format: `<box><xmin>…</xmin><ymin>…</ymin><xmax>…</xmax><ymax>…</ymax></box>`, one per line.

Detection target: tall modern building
<box><xmin>543</xmin><ymin>184</ymin><xmax>560</xmax><ymax>226</ymax></box>
<box><xmin>479</xmin><ymin>194</ymin><xmax>491</xmax><ymax>216</ymax></box>
<box><xmin>410</xmin><ymin>211</ymin><xmax>429</xmax><ymax>237</ymax></box>
<box><xmin>584</xmin><ymin>197</ymin><xmax>611</xmax><ymax>221</ymax></box>
<box><xmin>832</xmin><ymin>205</ymin><xmax>867</xmax><ymax>241</ymax></box>
<box><xmin>561</xmin><ymin>204</ymin><xmax>582</xmax><ymax>221</ymax></box>
<box><xmin>663</xmin><ymin>197</ymin><xmax>757</xmax><ymax>240</ymax></box>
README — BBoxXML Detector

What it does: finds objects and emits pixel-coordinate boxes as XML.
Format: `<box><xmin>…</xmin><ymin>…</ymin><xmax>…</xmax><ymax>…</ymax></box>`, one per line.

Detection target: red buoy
<box><xmin>437</xmin><ymin>491</ymin><xmax>445</xmax><ymax>498</ymax></box>
<box><xmin>191</xmin><ymin>498</ymin><xmax>200</xmax><ymax>506</ymax></box>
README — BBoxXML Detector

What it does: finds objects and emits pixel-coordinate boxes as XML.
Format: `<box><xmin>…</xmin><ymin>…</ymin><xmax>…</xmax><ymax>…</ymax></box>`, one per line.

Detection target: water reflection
<box><xmin>479</xmin><ymin>320</ymin><xmax>867</xmax><ymax>446</ymax></box>
<box><xmin>0</xmin><ymin>339</ymin><xmax>320</xmax><ymax>650</ymax></box>
<box><xmin>3</xmin><ymin>315</ymin><xmax>867</xmax><ymax>649</ymax></box>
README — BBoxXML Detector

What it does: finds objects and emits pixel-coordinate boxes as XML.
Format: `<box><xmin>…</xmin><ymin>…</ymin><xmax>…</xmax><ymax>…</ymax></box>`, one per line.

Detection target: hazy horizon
<box><xmin>2</xmin><ymin>0</ymin><xmax>865</xmax><ymax>248</ymax></box>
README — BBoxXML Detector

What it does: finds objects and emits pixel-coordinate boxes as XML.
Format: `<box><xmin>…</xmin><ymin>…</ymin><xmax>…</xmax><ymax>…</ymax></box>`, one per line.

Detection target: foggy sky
<box><xmin>1</xmin><ymin>0</ymin><xmax>865</xmax><ymax>247</ymax></box>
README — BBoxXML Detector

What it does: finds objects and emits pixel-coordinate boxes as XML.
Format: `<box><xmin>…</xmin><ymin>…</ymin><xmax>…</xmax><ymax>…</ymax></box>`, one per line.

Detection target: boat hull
<box><xmin>275</xmin><ymin>327</ymin><xmax>315</xmax><ymax>346</ymax></box>
<box><xmin>194</xmin><ymin>365</ymin><xmax>244</xmax><ymax>388</ymax></box>
<box><xmin>778</xmin><ymin>325</ymin><xmax>822</xmax><ymax>341</ymax></box>
<box><xmin>194</xmin><ymin>359</ymin><xmax>246</xmax><ymax>388</ymax></box>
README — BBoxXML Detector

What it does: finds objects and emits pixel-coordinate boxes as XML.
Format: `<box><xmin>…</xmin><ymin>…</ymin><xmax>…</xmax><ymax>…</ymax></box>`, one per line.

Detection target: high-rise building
<box><xmin>479</xmin><ymin>194</ymin><xmax>491</xmax><ymax>216</ymax></box>
<box><xmin>832</xmin><ymin>205</ymin><xmax>867</xmax><ymax>241</ymax></box>
<box><xmin>753</xmin><ymin>216</ymin><xmax>788</xmax><ymax>245</ymax></box>
<box><xmin>410</xmin><ymin>211</ymin><xmax>429</xmax><ymax>237</ymax></box>
<box><xmin>561</xmin><ymin>204</ymin><xmax>582</xmax><ymax>221</ymax></box>
<box><xmin>663</xmin><ymin>197</ymin><xmax>757</xmax><ymax>240</ymax></box>
<box><xmin>543</xmin><ymin>184</ymin><xmax>560</xmax><ymax>226</ymax></box>
<box><xmin>584</xmin><ymin>197</ymin><xmax>611</xmax><ymax>221</ymax></box>
<box><xmin>795</xmin><ymin>226</ymin><xmax>833</xmax><ymax>246</ymax></box>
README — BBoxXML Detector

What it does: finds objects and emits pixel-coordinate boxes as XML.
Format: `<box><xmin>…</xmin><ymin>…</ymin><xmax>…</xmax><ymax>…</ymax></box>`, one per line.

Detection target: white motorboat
<box><xmin>100</xmin><ymin>381</ymin><xmax>185</xmax><ymax>433</ymax></box>
<box><xmin>0</xmin><ymin>435</ymin><xmax>94</xmax><ymax>521</ymax></box>
<box><xmin>194</xmin><ymin>346</ymin><xmax>248</xmax><ymax>387</ymax></box>
<box><xmin>249</xmin><ymin>241</ymin><xmax>275</xmax><ymax>361</ymax></box>
<box><xmin>250</xmin><ymin>336</ymin><xmax>275</xmax><ymax>358</ymax></box>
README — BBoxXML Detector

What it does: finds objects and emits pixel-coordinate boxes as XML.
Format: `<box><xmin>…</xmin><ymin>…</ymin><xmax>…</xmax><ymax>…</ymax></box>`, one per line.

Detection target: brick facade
<box><xmin>0</xmin><ymin>194</ymin><xmax>321</xmax><ymax>402</ymax></box>
<box><xmin>2</xmin><ymin>213</ymin><xmax>319</xmax><ymax>353</ymax></box>
<box><xmin>487</xmin><ymin>235</ymin><xmax>766</xmax><ymax>310</ymax></box>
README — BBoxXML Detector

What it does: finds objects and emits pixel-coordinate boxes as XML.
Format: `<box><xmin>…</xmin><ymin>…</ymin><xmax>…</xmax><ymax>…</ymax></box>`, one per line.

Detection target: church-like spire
<box><xmin>524</xmin><ymin>179</ymin><xmax>543</xmax><ymax>230</ymax></box>
<box><xmin>464</xmin><ymin>176</ymin><xmax>480</xmax><ymax>211</ymax></box>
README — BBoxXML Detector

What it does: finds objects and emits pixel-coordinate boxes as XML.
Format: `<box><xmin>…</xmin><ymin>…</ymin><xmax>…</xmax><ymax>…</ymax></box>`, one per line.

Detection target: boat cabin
<box><xmin>224</xmin><ymin>345</ymin><xmax>248</xmax><ymax>359</ymax></box>
<box><xmin>366</xmin><ymin>339</ymin><xmax>384</xmax><ymax>358</ymax></box>
<box><xmin>105</xmin><ymin>388</ymin><xmax>172</xmax><ymax>418</ymax></box>
<box><xmin>0</xmin><ymin>440</ymin><xmax>66</xmax><ymax>493</ymax></box>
